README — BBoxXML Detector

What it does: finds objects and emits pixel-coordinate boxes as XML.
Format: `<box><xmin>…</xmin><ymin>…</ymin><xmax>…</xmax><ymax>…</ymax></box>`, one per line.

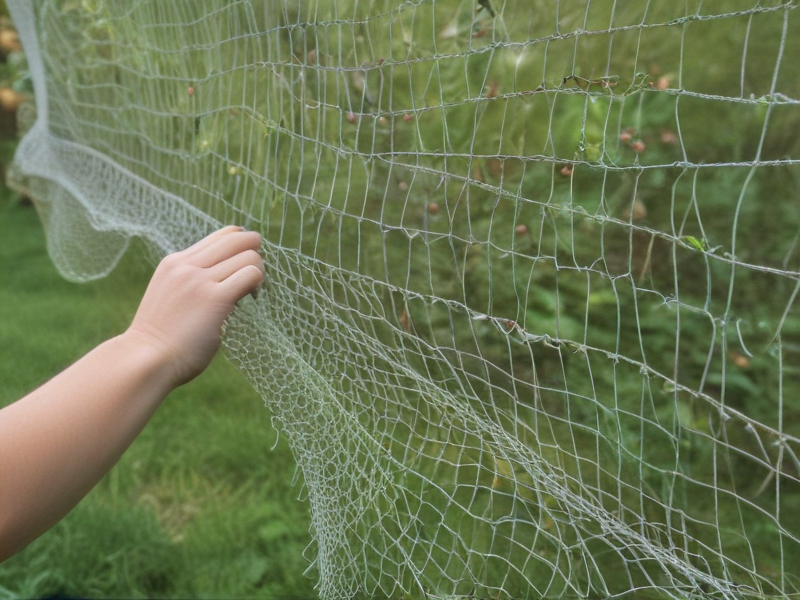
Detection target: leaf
<box><xmin>683</xmin><ymin>235</ymin><xmax>706</xmax><ymax>252</ymax></box>
<box><xmin>706</xmin><ymin>372</ymin><xmax>761</xmax><ymax>399</ymax></box>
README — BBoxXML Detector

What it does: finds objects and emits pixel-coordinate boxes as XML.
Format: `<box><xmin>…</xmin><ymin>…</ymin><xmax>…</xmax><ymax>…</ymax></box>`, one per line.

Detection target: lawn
<box><xmin>0</xmin><ymin>187</ymin><xmax>316</xmax><ymax>598</ymax></box>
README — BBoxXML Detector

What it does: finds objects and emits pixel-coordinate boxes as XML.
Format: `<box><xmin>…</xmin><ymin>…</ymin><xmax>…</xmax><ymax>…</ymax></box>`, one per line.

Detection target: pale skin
<box><xmin>0</xmin><ymin>226</ymin><xmax>265</xmax><ymax>562</ymax></box>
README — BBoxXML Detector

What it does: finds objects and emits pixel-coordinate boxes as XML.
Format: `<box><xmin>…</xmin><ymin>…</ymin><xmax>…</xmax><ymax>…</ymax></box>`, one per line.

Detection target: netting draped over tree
<box><xmin>7</xmin><ymin>0</ymin><xmax>800</xmax><ymax>597</ymax></box>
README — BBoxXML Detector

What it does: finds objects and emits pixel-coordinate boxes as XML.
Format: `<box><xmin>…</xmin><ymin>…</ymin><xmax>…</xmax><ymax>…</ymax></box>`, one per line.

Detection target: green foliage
<box><xmin>0</xmin><ymin>193</ymin><xmax>317</xmax><ymax>599</ymax></box>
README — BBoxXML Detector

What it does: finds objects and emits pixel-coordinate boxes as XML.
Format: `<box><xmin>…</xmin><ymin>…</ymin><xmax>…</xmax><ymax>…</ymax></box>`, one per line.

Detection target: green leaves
<box><xmin>683</xmin><ymin>235</ymin><xmax>706</xmax><ymax>252</ymax></box>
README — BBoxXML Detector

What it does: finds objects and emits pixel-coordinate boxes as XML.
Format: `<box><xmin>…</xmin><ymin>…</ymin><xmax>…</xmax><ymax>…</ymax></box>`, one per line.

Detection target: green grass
<box><xmin>0</xmin><ymin>189</ymin><xmax>317</xmax><ymax>599</ymax></box>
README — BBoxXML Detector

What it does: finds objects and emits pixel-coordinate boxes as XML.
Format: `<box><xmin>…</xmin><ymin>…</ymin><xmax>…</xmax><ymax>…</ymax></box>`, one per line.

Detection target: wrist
<box><xmin>114</xmin><ymin>328</ymin><xmax>183</xmax><ymax>393</ymax></box>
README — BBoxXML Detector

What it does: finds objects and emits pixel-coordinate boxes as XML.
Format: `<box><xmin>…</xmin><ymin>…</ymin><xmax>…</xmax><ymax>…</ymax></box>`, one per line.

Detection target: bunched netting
<box><xmin>7</xmin><ymin>1</ymin><xmax>800</xmax><ymax>598</ymax></box>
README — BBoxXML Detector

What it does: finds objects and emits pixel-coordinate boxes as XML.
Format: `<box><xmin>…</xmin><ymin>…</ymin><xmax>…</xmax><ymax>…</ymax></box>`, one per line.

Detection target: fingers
<box><xmin>184</xmin><ymin>227</ymin><xmax>262</xmax><ymax>268</ymax></box>
<box><xmin>210</xmin><ymin>249</ymin><xmax>265</xmax><ymax>283</ymax></box>
<box><xmin>184</xmin><ymin>225</ymin><xmax>243</xmax><ymax>254</ymax></box>
<box><xmin>179</xmin><ymin>227</ymin><xmax>266</xmax><ymax>302</ymax></box>
<box><xmin>219</xmin><ymin>264</ymin><xmax>264</xmax><ymax>302</ymax></box>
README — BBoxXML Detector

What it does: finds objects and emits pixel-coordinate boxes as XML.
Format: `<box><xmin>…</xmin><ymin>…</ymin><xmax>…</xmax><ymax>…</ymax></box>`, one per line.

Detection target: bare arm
<box><xmin>0</xmin><ymin>226</ymin><xmax>265</xmax><ymax>562</ymax></box>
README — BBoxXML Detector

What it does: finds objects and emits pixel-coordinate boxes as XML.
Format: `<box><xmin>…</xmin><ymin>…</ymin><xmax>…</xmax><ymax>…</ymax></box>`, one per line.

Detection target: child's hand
<box><xmin>126</xmin><ymin>226</ymin><xmax>265</xmax><ymax>387</ymax></box>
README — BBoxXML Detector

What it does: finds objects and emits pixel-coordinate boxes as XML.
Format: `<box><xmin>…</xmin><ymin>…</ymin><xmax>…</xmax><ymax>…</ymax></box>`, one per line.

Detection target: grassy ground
<box><xmin>0</xmin><ymin>187</ymin><xmax>317</xmax><ymax>598</ymax></box>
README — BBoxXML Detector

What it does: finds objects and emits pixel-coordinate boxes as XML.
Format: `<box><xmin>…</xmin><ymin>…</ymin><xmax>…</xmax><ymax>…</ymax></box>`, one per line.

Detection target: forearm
<box><xmin>0</xmin><ymin>331</ymin><xmax>175</xmax><ymax>561</ymax></box>
<box><xmin>0</xmin><ymin>226</ymin><xmax>264</xmax><ymax>563</ymax></box>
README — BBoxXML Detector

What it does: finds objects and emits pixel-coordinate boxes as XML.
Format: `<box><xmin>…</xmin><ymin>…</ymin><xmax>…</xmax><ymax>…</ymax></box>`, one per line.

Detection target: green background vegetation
<box><xmin>2</xmin><ymin>0</ymin><xmax>800</xmax><ymax>597</ymax></box>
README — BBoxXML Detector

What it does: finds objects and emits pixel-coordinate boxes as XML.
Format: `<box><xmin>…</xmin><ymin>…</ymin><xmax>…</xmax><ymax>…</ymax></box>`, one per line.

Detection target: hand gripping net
<box><xmin>7</xmin><ymin>1</ymin><xmax>800</xmax><ymax>598</ymax></box>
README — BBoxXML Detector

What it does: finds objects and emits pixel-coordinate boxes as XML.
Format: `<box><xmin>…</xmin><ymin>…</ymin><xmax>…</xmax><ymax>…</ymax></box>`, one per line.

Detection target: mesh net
<box><xmin>7</xmin><ymin>1</ymin><xmax>800</xmax><ymax>598</ymax></box>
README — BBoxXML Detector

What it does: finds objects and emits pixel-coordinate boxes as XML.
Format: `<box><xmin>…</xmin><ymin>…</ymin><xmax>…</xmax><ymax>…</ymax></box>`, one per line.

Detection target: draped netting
<box><xmin>7</xmin><ymin>1</ymin><xmax>800</xmax><ymax>598</ymax></box>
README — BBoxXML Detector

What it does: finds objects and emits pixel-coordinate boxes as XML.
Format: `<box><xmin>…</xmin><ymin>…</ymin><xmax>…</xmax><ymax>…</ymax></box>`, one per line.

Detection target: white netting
<box><xmin>7</xmin><ymin>1</ymin><xmax>800</xmax><ymax>598</ymax></box>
